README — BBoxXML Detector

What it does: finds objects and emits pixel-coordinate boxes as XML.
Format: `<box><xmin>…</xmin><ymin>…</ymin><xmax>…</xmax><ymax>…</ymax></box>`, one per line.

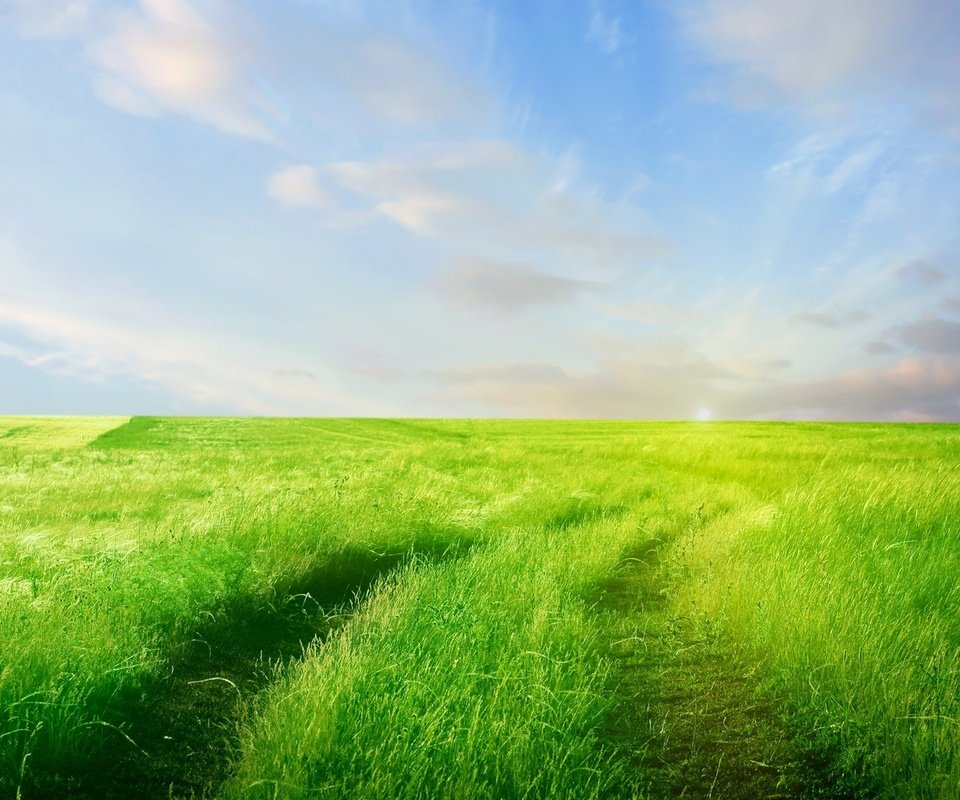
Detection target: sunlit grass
<box><xmin>0</xmin><ymin>417</ymin><xmax>957</xmax><ymax>798</ymax></box>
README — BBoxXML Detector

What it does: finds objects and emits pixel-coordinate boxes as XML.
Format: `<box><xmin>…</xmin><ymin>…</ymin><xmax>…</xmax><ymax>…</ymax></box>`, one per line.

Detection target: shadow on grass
<box><xmin>22</xmin><ymin>534</ymin><xmax>475</xmax><ymax>800</ymax></box>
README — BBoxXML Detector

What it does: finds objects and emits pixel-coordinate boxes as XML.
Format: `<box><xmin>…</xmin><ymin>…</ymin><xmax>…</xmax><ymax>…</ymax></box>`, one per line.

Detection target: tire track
<box><xmin>23</xmin><ymin>539</ymin><xmax>474</xmax><ymax>800</ymax></box>
<box><xmin>595</xmin><ymin>532</ymin><xmax>854</xmax><ymax>799</ymax></box>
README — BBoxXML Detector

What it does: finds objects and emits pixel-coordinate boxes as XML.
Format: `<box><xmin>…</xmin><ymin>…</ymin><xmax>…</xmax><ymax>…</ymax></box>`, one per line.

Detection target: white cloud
<box><xmin>90</xmin><ymin>0</ymin><xmax>274</xmax><ymax>140</ymax></box>
<box><xmin>681</xmin><ymin>0</ymin><xmax>960</xmax><ymax>131</ymax></box>
<box><xmin>266</xmin><ymin>165</ymin><xmax>333</xmax><ymax>209</ymax></box>
<box><xmin>328</xmin><ymin>140</ymin><xmax>668</xmax><ymax>271</ymax></box>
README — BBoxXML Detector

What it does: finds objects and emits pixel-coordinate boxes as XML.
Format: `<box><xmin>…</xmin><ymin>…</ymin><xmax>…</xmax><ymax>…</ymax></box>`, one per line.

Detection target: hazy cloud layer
<box><xmin>428</xmin><ymin>258</ymin><xmax>603</xmax><ymax>312</ymax></box>
<box><xmin>314</xmin><ymin>36</ymin><xmax>490</xmax><ymax>127</ymax></box>
<box><xmin>1</xmin><ymin>0</ymin><xmax>98</xmax><ymax>37</ymax></box>
<box><xmin>896</xmin><ymin>259</ymin><xmax>946</xmax><ymax>286</ymax></box>
<box><xmin>431</xmin><ymin>341</ymin><xmax>737</xmax><ymax>419</ymax></box>
<box><xmin>432</xmin><ymin>352</ymin><xmax>960</xmax><ymax>422</ymax></box>
<box><xmin>791</xmin><ymin>309</ymin><xmax>871</xmax><ymax>328</ymax></box>
<box><xmin>681</xmin><ymin>0</ymin><xmax>960</xmax><ymax>131</ymax></box>
<box><xmin>894</xmin><ymin>317</ymin><xmax>960</xmax><ymax>354</ymax></box>
<box><xmin>864</xmin><ymin>340</ymin><xmax>896</xmax><ymax>356</ymax></box>
<box><xmin>747</xmin><ymin>357</ymin><xmax>960</xmax><ymax>421</ymax></box>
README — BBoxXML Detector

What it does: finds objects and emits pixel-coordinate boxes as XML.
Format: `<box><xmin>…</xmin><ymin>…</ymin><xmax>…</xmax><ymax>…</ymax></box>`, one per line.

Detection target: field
<box><xmin>1</xmin><ymin>416</ymin><xmax>958</xmax><ymax>799</ymax></box>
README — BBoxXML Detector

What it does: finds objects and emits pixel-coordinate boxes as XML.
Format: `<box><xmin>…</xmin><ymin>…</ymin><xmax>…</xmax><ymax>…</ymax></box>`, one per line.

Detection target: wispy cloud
<box><xmin>766</xmin><ymin>131</ymin><xmax>889</xmax><ymax>194</ymax></box>
<box><xmin>586</xmin><ymin>1</ymin><xmax>623</xmax><ymax>55</ymax></box>
<box><xmin>327</xmin><ymin>140</ymin><xmax>668</xmax><ymax>271</ymax></box>
<box><xmin>0</xmin><ymin>279</ymin><xmax>378</xmax><ymax>415</ymax></box>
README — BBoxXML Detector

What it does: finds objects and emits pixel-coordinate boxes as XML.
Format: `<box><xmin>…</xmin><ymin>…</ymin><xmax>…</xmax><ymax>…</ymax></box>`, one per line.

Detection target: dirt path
<box><xmin>595</xmin><ymin>537</ymin><xmax>852</xmax><ymax>799</ymax></box>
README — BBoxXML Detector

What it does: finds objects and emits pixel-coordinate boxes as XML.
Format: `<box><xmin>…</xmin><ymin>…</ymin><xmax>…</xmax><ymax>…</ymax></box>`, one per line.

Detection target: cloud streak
<box><xmin>0</xmin><ymin>291</ymin><xmax>378</xmax><ymax>415</ymax></box>
<box><xmin>428</xmin><ymin>257</ymin><xmax>604</xmax><ymax>312</ymax></box>
<box><xmin>791</xmin><ymin>309</ymin><xmax>871</xmax><ymax>328</ymax></box>
<box><xmin>586</xmin><ymin>2</ymin><xmax>623</xmax><ymax>55</ymax></box>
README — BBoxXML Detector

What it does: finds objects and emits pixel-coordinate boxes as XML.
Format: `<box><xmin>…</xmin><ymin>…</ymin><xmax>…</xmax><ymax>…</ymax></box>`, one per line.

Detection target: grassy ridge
<box><xmin>1</xmin><ymin>418</ymin><xmax>958</xmax><ymax>798</ymax></box>
<box><xmin>224</xmin><ymin>526</ymin><xmax>621</xmax><ymax>799</ymax></box>
<box><xmin>223</xmin><ymin>471</ymin><xmax>670</xmax><ymax>798</ymax></box>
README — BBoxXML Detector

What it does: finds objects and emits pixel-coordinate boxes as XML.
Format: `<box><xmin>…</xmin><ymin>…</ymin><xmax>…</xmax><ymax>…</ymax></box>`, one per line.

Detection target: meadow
<box><xmin>0</xmin><ymin>416</ymin><xmax>958</xmax><ymax>799</ymax></box>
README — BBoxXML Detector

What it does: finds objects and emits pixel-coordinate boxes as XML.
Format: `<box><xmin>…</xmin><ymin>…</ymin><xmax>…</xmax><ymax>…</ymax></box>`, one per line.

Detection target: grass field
<box><xmin>1</xmin><ymin>417</ymin><xmax>958</xmax><ymax>799</ymax></box>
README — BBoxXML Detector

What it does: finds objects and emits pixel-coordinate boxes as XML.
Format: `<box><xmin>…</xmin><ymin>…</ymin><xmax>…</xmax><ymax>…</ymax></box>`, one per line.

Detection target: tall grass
<box><xmin>669</xmin><ymin>432</ymin><xmax>960</xmax><ymax>799</ymax></box>
<box><xmin>0</xmin><ymin>418</ymin><xmax>501</xmax><ymax>789</ymax></box>
<box><xmin>223</xmin><ymin>513</ymin><xmax>653</xmax><ymax>800</ymax></box>
<box><xmin>2</xmin><ymin>417</ymin><xmax>958</xmax><ymax>798</ymax></box>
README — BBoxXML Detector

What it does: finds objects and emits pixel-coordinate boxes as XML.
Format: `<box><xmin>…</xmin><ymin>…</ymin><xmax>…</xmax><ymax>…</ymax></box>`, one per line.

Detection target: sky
<box><xmin>1</xmin><ymin>0</ymin><xmax>959</xmax><ymax>420</ymax></box>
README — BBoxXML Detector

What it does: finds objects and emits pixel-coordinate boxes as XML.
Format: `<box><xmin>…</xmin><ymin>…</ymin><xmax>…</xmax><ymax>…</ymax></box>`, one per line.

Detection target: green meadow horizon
<box><xmin>2</xmin><ymin>416</ymin><xmax>958</xmax><ymax>799</ymax></box>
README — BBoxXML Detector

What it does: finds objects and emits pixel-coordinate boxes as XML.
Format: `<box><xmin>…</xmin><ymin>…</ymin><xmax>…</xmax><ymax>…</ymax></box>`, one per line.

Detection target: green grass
<box><xmin>1</xmin><ymin>417</ymin><xmax>958</xmax><ymax>798</ymax></box>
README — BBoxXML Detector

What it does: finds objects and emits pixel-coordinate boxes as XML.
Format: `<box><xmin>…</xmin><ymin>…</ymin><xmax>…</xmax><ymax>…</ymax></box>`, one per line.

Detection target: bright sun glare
<box><xmin>696</xmin><ymin>407</ymin><xmax>712</xmax><ymax>422</ymax></box>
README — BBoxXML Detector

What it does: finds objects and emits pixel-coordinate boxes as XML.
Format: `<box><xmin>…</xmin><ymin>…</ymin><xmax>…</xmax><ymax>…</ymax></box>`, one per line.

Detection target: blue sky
<box><xmin>1</xmin><ymin>0</ymin><xmax>959</xmax><ymax>419</ymax></box>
